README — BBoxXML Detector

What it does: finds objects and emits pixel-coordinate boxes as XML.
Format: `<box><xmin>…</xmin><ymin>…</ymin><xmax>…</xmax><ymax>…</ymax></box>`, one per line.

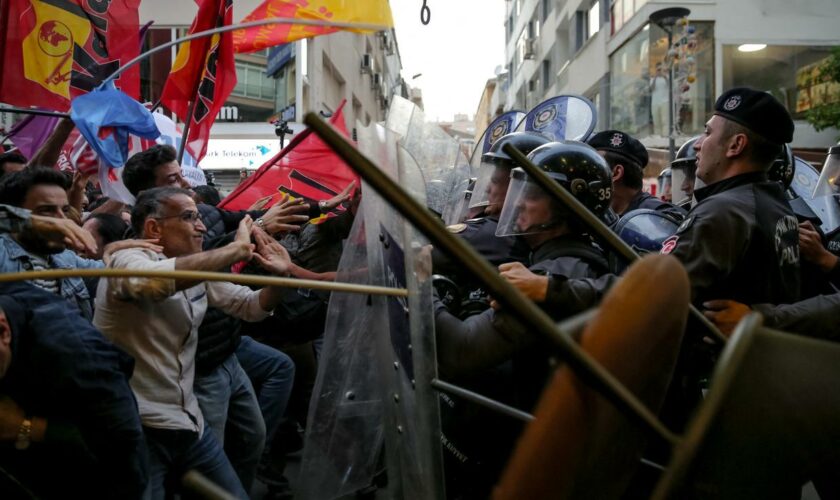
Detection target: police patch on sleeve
<box><xmin>447</xmin><ymin>223</ymin><xmax>467</xmax><ymax>234</ymax></box>
<box><xmin>660</xmin><ymin>235</ymin><xmax>679</xmax><ymax>255</ymax></box>
<box><xmin>675</xmin><ymin>216</ymin><xmax>694</xmax><ymax>235</ymax></box>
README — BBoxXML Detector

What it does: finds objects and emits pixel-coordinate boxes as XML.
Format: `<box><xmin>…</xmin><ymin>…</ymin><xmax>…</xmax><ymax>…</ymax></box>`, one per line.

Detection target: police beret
<box><xmin>714</xmin><ymin>87</ymin><xmax>794</xmax><ymax>145</ymax></box>
<box><xmin>587</xmin><ymin>130</ymin><xmax>649</xmax><ymax>168</ymax></box>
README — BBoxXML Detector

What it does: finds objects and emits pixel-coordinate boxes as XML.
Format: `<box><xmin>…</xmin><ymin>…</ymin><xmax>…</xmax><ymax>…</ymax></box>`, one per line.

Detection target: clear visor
<box><xmin>469</xmin><ymin>159</ymin><xmax>512</xmax><ymax>216</ymax></box>
<box><xmin>495</xmin><ymin>170</ymin><xmax>564</xmax><ymax>237</ymax></box>
<box><xmin>670</xmin><ymin>162</ymin><xmax>697</xmax><ymax>206</ymax></box>
<box><xmin>658</xmin><ymin>175</ymin><xmax>672</xmax><ymax>201</ymax></box>
<box><xmin>812</xmin><ymin>151</ymin><xmax>840</xmax><ymax>198</ymax></box>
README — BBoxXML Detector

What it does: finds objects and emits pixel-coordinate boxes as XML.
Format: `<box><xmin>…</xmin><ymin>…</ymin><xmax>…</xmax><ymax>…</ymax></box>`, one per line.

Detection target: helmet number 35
<box><xmin>596</xmin><ymin>187</ymin><xmax>611</xmax><ymax>201</ymax></box>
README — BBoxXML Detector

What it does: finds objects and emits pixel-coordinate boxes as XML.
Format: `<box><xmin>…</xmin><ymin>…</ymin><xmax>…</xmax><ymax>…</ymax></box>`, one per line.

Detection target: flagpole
<box><xmin>0</xmin><ymin>107</ymin><xmax>70</xmax><ymax>118</ymax></box>
<box><xmin>103</xmin><ymin>18</ymin><xmax>391</xmax><ymax>86</ymax></box>
<box><xmin>176</xmin><ymin>97</ymin><xmax>198</xmax><ymax>164</ymax></box>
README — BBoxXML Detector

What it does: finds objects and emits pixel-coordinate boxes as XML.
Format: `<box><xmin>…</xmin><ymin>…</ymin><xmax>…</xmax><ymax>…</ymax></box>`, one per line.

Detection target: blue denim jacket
<box><xmin>0</xmin><ymin>233</ymin><xmax>103</xmax><ymax>319</ymax></box>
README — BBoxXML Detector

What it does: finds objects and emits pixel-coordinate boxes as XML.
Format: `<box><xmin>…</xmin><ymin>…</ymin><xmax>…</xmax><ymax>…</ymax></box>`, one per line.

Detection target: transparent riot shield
<box><xmin>790</xmin><ymin>157</ymin><xmax>840</xmax><ymax>236</ymax></box>
<box><xmin>298</xmin><ymin>120</ymin><xmax>444</xmax><ymax>500</ymax></box>
<box><xmin>387</xmin><ymin>95</ymin><xmax>464</xmax><ymax>218</ymax></box>
<box><xmin>441</xmin><ymin>161</ymin><xmax>475</xmax><ymax>226</ymax></box>
<box><xmin>468</xmin><ymin>110</ymin><xmax>527</xmax><ymax>171</ymax></box>
<box><xmin>515</xmin><ymin>94</ymin><xmax>597</xmax><ymax>141</ymax></box>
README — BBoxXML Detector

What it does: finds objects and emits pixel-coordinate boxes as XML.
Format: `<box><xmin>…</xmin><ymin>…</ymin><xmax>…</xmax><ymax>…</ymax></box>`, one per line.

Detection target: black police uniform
<box><xmin>666</xmin><ymin>171</ymin><xmax>800</xmax><ymax>305</ymax></box>
<box><xmin>435</xmin><ymin>234</ymin><xmax>608</xmax><ymax>380</ymax></box>
<box><xmin>434</xmin><ymin>234</ymin><xmax>608</xmax><ymax>499</ymax></box>
<box><xmin>625</xmin><ymin>190</ymin><xmax>687</xmax><ymax>221</ymax></box>
<box><xmin>432</xmin><ymin>216</ymin><xmax>529</xmax><ymax>318</ymax></box>
<box><xmin>432</xmin><ymin>216</ymin><xmax>528</xmax><ymax>274</ymax></box>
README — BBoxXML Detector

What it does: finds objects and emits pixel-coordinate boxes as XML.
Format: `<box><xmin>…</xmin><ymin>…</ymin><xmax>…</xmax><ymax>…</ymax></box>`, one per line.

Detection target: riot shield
<box><xmin>387</xmin><ymin>95</ymin><xmax>464</xmax><ymax>217</ymax></box>
<box><xmin>468</xmin><ymin>110</ymin><xmax>526</xmax><ymax>171</ymax></box>
<box><xmin>298</xmin><ymin>120</ymin><xmax>444</xmax><ymax>500</ymax></box>
<box><xmin>790</xmin><ymin>157</ymin><xmax>840</xmax><ymax>236</ymax></box>
<box><xmin>441</xmin><ymin>161</ymin><xmax>475</xmax><ymax>226</ymax></box>
<box><xmin>515</xmin><ymin>95</ymin><xmax>597</xmax><ymax>141</ymax></box>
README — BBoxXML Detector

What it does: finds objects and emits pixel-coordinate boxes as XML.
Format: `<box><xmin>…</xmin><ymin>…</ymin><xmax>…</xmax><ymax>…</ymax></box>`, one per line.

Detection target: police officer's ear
<box><xmin>612</xmin><ymin>164</ymin><xmax>625</xmax><ymax>184</ymax></box>
<box><xmin>725</xmin><ymin>132</ymin><xmax>749</xmax><ymax>159</ymax></box>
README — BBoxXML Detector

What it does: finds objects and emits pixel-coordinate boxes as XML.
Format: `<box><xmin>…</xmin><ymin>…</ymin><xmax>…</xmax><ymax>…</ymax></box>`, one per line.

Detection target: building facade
<box><xmin>501</xmin><ymin>0</ymin><xmax>840</xmax><ymax>159</ymax></box>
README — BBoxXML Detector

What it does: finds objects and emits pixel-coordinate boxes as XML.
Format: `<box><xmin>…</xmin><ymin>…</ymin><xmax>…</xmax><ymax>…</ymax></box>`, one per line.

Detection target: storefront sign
<box><xmin>200</xmin><ymin>139</ymin><xmax>282</xmax><ymax>170</ymax></box>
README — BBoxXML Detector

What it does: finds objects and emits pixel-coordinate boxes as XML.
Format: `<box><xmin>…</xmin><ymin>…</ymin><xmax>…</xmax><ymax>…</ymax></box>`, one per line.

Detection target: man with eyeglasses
<box><xmin>93</xmin><ymin>186</ymin><xmax>298</xmax><ymax>498</ymax></box>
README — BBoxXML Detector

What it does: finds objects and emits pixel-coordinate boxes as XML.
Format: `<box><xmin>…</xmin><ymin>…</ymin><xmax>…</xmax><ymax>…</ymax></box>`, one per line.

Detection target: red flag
<box><xmin>0</xmin><ymin>0</ymin><xmax>141</xmax><ymax>111</ymax></box>
<box><xmin>219</xmin><ymin>100</ymin><xmax>359</xmax><ymax>223</ymax></box>
<box><xmin>160</xmin><ymin>0</ymin><xmax>235</xmax><ymax>163</ymax></box>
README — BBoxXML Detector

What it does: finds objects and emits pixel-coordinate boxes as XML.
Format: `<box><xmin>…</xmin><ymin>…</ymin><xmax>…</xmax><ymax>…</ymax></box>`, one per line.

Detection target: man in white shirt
<box><xmin>94</xmin><ymin>186</ymin><xmax>295</xmax><ymax>499</ymax></box>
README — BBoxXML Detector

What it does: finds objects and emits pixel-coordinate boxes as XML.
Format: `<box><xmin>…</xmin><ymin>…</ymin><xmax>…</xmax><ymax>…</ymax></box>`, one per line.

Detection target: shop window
<box><xmin>609</xmin><ymin>22</ymin><xmax>715</xmax><ymax>138</ymax></box>
<box><xmin>723</xmin><ymin>45</ymin><xmax>839</xmax><ymax>120</ymax></box>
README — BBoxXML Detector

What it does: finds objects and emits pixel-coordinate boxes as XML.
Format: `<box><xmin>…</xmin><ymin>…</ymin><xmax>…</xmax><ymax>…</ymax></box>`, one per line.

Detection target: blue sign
<box><xmin>266</xmin><ymin>43</ymin><xmax>295</xmax><ymax>76</ymax></box>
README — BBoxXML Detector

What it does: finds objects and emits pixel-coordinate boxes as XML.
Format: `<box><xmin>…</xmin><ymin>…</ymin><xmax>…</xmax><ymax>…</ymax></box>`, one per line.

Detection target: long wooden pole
<box><xmin>0</xmin><ymin>268</ymin><xmax>407</xmax><ymax>297</ymax></box>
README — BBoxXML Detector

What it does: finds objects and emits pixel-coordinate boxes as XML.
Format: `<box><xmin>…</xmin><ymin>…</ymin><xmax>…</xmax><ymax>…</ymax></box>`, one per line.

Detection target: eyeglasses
<box><xmin>154</xmin><ymin>210</ymin><xmax>202</xmax><ymax>225</ymax></box>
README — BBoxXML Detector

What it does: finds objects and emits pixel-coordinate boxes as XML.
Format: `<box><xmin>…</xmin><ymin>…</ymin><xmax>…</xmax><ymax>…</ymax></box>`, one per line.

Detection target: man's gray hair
<box><xmin>131</xmin><ymin>187</ymin><xmax>194</xmax><ymax>237</ymax></box>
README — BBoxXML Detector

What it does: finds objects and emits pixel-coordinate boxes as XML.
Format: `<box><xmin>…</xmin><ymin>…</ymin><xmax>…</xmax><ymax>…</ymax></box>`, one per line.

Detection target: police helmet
<box><xmin>470</xmin><ymin>132</ymin><xmax>551</xmax><ymax>211</ymax></box>
<box><xmin>768</xmin><ymin>144</ymin><xmax>795</xmax><ymax>189</ymax></box>
<box><xmin>495</xmin><ymin>141</ymin><xmax>613</xmax><ymax>236</ymax></box>
<box><xmin>609</xmin><ymin>209</ymin><xmax>680</xmax><ymax>273</ymax></box>
<box><xmin>670</xmin><ymin>136</ymin><xmax>701</xmax><ymax>206</ymax></box>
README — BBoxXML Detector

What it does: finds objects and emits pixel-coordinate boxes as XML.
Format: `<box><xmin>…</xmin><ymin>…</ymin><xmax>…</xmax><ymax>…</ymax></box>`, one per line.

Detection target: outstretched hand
<box><xmin>252</xmin><ymin>226</ymin><xmax>293</xmax><ymax>276</ymax></box>
<box><xmin>261</xmin><ymin>195</ymin><xmax>309</xmax><ymax>235</ymax></box>
<box><xmin>703</xmin><ymin>299</ymin><xmax>752</xmax><ymax>337</ymax></box>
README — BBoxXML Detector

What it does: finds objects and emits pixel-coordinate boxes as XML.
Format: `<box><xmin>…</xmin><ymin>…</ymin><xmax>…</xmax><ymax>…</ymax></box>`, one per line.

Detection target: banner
<box><xmin>233</xmin><ymin>0</ymin><xmax>394</xmax><ymax>54</ymax></box>
<box><xmin>219</xmin><ymin>100</ymin><xmax>357</xmax><ymax>221</ymax></box>
<box><xmin>0</xmin><ymin>0</ymin><xmax>141</xmax><ymax>111</ymax></box>
<box><xmin>160</xmin><ymin>0</ymin><xmax>235</xmax><ymax>163</ymax></box>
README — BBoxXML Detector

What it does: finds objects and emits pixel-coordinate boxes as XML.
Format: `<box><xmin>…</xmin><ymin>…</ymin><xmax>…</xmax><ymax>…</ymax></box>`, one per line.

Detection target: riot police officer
<box><xmin>586</xmin><ymin>130</ymin><xmax>686</xmax><ymax>220</ymax></box>
<box><xmin>432</xmin><ymin>132</ymin><xmax>549</xmax><ymax>317</ymax></box>
<box><xmin>435</xmin><ymin>140</ymin><xmax>612</xmax><ymax>380</ymax></box>
<box><xmin>662</xmin><ymin>87</ymin><xmax>800</xmax><ymax>306</ymax></box>
<box><xmin>434</xmin><ymin>140</ymin><xmax>612</xmax><ymax>498</ymax></box>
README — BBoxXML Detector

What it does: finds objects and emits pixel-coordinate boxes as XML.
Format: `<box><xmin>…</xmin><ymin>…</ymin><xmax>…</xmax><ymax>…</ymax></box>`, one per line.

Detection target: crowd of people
<box><xmin>0</xmin><ymin>85</ymin><xmax>838</xmax><ymax>499</ymax></box>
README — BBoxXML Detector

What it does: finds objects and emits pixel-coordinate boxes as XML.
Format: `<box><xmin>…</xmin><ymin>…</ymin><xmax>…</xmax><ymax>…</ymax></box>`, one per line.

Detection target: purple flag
<box><xmin>6</xmin><ymin>113</ymin><xmax>60</xmax><ymax>160</ymax></box>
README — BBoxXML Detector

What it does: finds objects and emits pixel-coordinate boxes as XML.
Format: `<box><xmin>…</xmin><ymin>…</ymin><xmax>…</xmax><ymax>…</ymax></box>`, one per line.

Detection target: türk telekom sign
<box><xmin>200</xmin><ymin>139</ymin><xmax>282</xmax><ymax>170</ymax></box>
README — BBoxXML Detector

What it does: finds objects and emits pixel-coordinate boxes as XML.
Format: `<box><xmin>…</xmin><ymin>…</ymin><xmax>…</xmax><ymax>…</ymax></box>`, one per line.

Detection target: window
<box><xmin>609</xmin><ymin>22</ymin><xmax>715</xmax><ymax>138</ymax></box>
<box><xmin>575</xmin><ymin>10</ymin><xmax>588</xmax><ymax>51</ymax></box>
<box><xmin>542</xmin><ymin>59</ymin><xmax>551</xmax><ymax>91</ymax></box>
<box><xmin>588</xmin><ymin>1</ymin><xmax>601</xmax><ymax>39</ymax></box>
<box><xmin>232</xmin><ymin>61</ymin><xmax>278</xmax><ymax>100</ymax></box>
<box><xmin>723</xmin><ymin>45</ymin><xmax>839</xmax><ymax>120</ymax></box>
<box><xmin>541</xmin><ymin>0</ymin><xmax>551</xmax><ymax>21</ymax></box>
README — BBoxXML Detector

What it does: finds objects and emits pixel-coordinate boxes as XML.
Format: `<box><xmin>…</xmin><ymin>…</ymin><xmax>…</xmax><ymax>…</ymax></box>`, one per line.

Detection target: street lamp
<box><xmin>650</xmin><ymin>6</ymin><xmax>691</xmax><ymax>162</ymax></box>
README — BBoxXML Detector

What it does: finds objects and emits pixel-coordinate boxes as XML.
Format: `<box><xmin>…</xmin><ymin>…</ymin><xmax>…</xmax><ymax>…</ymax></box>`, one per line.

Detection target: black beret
<box><xmin>714</xmin><ymin>87</ymin><xmax>794</xmax><ymax>145</ymax></box>
<box><xmin>586</xmin><ymin>130</ymin><xmax>649</xmax><ymax>168</ymax></box>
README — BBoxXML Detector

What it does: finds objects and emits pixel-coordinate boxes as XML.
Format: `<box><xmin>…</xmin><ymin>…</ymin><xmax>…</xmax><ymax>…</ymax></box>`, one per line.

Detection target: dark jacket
<box><xmin>626</xmin><ymin>190</ymin><xmax>687</xmax><ymax>221</ymax></box>
<box><xmin>0</xmin><ymin>281</ymin><xmax>147</xmax><ymax>499</ymax></box>
<box><xmin>667</xmin><ymin>172</ymin><xmax>800</xmax><ymax>305</ymax></box>
<box><xmin>434</xmin><ymin>234</ymin><xmax>608</xmax><ymax>379</ymax></box>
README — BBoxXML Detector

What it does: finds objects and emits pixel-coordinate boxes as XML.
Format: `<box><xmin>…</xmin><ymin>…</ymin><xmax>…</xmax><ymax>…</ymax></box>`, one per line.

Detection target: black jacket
<box><xmin>434</xmin><ymin>234</ymin><xmax>607</xmax><ymax>379</ymax></box>
<box><xmin>626</xmin><ymin>190</ymin><xmax>687</xmax><ymax>221</ymax></box>
<box><xmin>667</xmin><ymin>172</ymin><xmax>800</xmax><ymax>305</ymax></box>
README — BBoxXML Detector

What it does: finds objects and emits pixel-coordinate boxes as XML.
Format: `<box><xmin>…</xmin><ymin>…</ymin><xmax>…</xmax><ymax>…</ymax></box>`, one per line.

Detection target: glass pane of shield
<box><xmin>299</xmin><ymin>121</ymin><xmax>443</xmax><ymax>499</ymax></box>
<box><xmin>515</xmin><ymin>95</ymin><xmax>597</xmax><ymax>142</ymax></box>
<box><xmin>790</xmin><ymin>157</ymin><xmax>840</xmax><ymax>235</ymax></box>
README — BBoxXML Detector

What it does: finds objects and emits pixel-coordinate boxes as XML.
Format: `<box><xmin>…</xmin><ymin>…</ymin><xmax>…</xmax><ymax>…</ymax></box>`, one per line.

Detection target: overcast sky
<box><xmin>391</xmin><ymin>1</ymin><xmax>507</xmax><ymax>122</ymax></box>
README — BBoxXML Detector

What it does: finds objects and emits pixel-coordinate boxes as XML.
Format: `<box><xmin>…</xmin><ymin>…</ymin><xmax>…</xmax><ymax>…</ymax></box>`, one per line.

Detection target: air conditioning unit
<box><xmin>360</xmin><ymin>53</ymin><xmax>372</xmax><ymax>74</ymax></box>
<box><xmin>372</xmin><ymin>72</ymin><xmax>382</xmax><ymax>90</ymax></box>
<box><xmin>524</xmin><ymin>38</ymin><xmax>536</xmax><ymax>60</ymax></box>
